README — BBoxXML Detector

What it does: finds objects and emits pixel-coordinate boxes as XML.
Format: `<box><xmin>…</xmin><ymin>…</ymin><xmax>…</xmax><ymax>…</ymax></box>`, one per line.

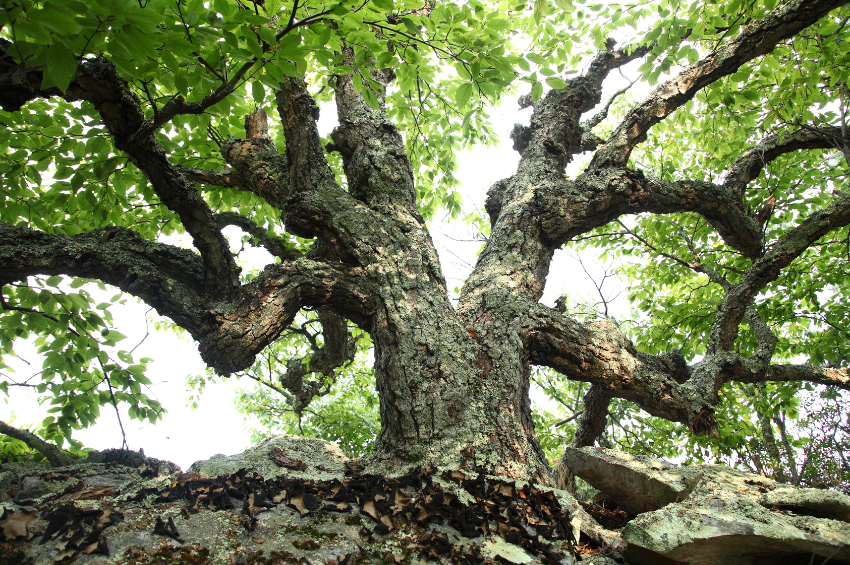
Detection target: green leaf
<box><xmin>401</xmin><ymin>17</ymin><xmax>420</xmax><ymax>36</ymax></box>
<box><xmin>531</xmin><ymin>81</ymin><xmax>543</xmax><ymax>101</ymax></box>
<box><xmin>455</xmin><ymin>82</ymin><xmax>473</xmax><ymax>108</ymax></box>
<box><xmin>371</xmin><ymin>0</ymin><xmax>393</xmax><ymax>11</ymax></box>
<box><xmin>252</xmin><ymin>80</ymin><xmax>265</xmax><ymax>103</ymax></box>
<box><xmin>534</xmin><ymin>0</ymin><xmax>549</xmax><ymax>22</ymax></box>
<box><xmin>102</xmin><ymin>330</ymin><xmax>128</xmax><ymax>343</ymax></box>
<box><xmin>45</xmin><ymin>43</ymin><xmax>78</xmax><ymax>92</ymax></box>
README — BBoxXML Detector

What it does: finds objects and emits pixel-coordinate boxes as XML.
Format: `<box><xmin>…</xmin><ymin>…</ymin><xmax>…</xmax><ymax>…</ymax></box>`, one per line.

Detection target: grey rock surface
<box><xmin>563</xmin><ymin>446</ymin><xmax>850</xmax><ymax>565</ymax></box>
<box><xmin>763</xmin><ymin>485</ymin><xmax>850</xmax><ymax>521</ymax></box>
<box><xmin>560</xmin><ymin>446</ymin><xmax>696</xmax><ymax>513</ymax></box>
<box><xmin>1</xmin><ymin>436</ymin><xmax>594</xmax><ymax>565</ymax></box>
<box><xmin>188</xmin><ymin>434</ymin><xmax>349</xmax><ymax>481</ymax></box>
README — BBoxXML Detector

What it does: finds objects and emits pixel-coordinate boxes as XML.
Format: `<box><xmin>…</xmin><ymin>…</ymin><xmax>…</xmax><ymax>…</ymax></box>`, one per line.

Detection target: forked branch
<box><xmin>591</xmin><ymin>0</ymin><xmax>848</xmax><ymax>169</ymax></box>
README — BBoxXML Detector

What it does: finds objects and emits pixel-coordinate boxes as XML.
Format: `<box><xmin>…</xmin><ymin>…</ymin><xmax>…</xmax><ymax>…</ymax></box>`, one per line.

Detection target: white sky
<box><xmin>1</xmin><ymin>70</ymin><xmax>641</xmax><ymax>471</ymax></box>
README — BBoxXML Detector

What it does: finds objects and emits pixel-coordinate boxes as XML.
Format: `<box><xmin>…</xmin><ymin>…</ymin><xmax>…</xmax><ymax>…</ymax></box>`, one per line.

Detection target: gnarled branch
<box><xmin>0</xmin><ymin>222</ymin><xmax>212</xmax><ymax>338</ymax></box>
<box><xmin>330</xmin><ymin>56</ymin><xmax>418</xmax><ymax>209</ymax></box>
<box><xmin>178</xmin><ymin>166</ymin><xmax>246</xmax><ymax>190</ymax></box>
<box><xmin>724</xmin><ymin>126</ymin><xmax>844</xmax><ymax>195</ymax></box>
<box><xmin>536</xmin><ymin>170</ymin><xmax>765</xmax><ymax>258</ymax></box>
<box><xmin>591</xmin><ymin>0</ymin><xmax>848</xmax><ymax>169</ymax></box>
<box><xmin>197</xmin><ymin>259</ymin><xmax>374</xmax><ymax>375</ymax></box>
<box><xmin>271</xmin><ymin>312</ymin><xmax>361</xmax><ymax>415</ymax></box>
<box><xmin>214</xmin><ymin>212</ymin><xmax>301</xmax><ymax>260</ymax></box>
<box><xmin>0</xmin><ymin>56</ymin><xmax>240</xmax><ymax>293</ymax></box>
<box><xmin>709</xmin><ymin>192</ymin><xmax>850</xmax><ymax>353</ymax></box>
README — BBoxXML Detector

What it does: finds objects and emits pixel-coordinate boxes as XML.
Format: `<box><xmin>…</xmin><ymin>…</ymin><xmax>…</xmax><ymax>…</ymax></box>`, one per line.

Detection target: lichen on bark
<box><xmin>1</xmin><ymin>0</ymin><xmax>850</xmax><ymax>487</ymax></box>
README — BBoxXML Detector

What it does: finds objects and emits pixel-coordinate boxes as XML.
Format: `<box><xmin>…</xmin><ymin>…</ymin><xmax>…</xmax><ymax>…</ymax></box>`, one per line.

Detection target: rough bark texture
<box><xmin>1</xmin><ymin>0</ymin><xmax>850</xmax><ymax>485</ymax></box>
<box><xmin>0</xmin><ymin>421</ymin><xmax>72</xmax><ymax>467</ymax></box>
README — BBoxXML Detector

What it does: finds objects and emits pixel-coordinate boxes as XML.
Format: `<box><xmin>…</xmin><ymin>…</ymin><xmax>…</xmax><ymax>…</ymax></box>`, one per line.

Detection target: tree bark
<box><xmin>1</xmin><ymin>0</ymin><xmax>850</xmax><ymax>485</ymax></box>
<box><xmin>0</xmin><ymin>421</ymin><xmax>72</xmax><ymax>467</ymax></box>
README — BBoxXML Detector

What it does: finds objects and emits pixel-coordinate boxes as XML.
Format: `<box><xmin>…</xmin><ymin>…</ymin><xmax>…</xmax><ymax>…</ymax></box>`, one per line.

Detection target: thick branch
<box><xmin>536</xmin><ymin>169</ymin><xmax>765</xmax><ymax>258</ymax></box>
<box><xmin>724</xmin><ymin>126</ymin><xmax>844</xmax><ymax>195</ymax></box>
<box><xmin>0</xmin><ymin>56</ymin><xmax>240</xmax><ymax>293</ymax></box>
<box><xmin>742</xmin><ymin>303</ymin><xmax>779</xmax><ymax>370</ymax></box>
<box><xmin>512</xmin><ymin>41</ymin><xmax>650</xmax><ymax>173</ymax></box>
<box><xmin>213</xmin><ymin>212</ymin><xmax>301</xmax><ymax>260</ymax></box>
<box><xmin>729</xmin><ymin>363</ymin><xmax>850</xmax><ymax>390</ymax></box>
<box><xmin>0</xmin><ymin>222</ymin><xmax>213</xmax><ymax>337</ymax></box>
<box><xmin>462</xmin><ymin>44</ymin><xmax>651</xmax><ymax>312</ymax></box>
<box><xmin>217</xmin><ymin>104</ymin><xmax>381</xmax><ymax>265</ymax></box>
<box><xmin>330</xmin><ymin>62</ymin><xmax>418</xmax><ymax>208</ymax></box>
<box><xmin>523</xmin><ymin>306</ymin><xmax>699</xmax><ymax>424</ymax></box>
<box><xmin>218</xmin><ymin>135</ymin><xmax>293</xmax><ymax>210</ymax></box>
<box><xmin>571</xmin><ymin>385</ymin><xmax>613</xmax><ymax>448</ymax></box>
<box><xmin>592</xmin><ymin>0</ymin><xmax>848</xmax><ymax>169</ymax></box>
<box><xmin>197</xmin><ymin>259</ymin><xmax>374</xmax><ymax>375</ymax></box>
<box><xmin>274</xmin><ymin>78</ymin><xmax>337</xmax><ymax>197</ymax></box>
<box><xmin>0</xmin><ymin>224</ymin><xmax>373</xmax><ymax>381</ymax></box>
<box><xmin>178</xmin><ymin>166</ymin><xmax>246</xmax><ymax>189</ymax></box>
<box><xmin>0</xmin><ymin>420</ymin><xmax>72</xmax><ymax>466</ymax></box>
<box><xmin>275</xmin><ymin>312</ymin><xmax>360</xmax><ymax>414</ymax></box>
<box><xmin>540</xmin><ymin>126</ymin><xmax>847</xmax><ymax>262</ymax></box>
<box><xmin>709</xmin><ymin>193</ymin><xmax>850</xmax><ymax>352</ymax></box>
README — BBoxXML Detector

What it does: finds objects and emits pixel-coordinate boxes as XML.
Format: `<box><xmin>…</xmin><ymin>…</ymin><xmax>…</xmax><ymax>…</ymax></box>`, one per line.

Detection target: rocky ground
<box><xmin>1</xmin><ymin>436</ymin><xmax>848</xmax><ymax>564</ymax></box>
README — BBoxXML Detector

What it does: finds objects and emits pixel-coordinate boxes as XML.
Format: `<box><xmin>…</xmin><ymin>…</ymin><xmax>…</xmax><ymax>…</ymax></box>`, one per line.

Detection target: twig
<box><xmin>98</xmin><ymin>357</ymin><xmax>128</xmax><ymax>450</ymax></box>
<box><xmin>554</xmin><ymin>410</ymin><xmax>585</xmax><ymax>428</ymax></box>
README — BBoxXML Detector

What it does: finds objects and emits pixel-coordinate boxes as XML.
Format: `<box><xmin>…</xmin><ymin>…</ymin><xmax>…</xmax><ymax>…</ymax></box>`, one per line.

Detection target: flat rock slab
<box><xmin>764</xmin><ymin>485</ymin><xmax>850</xmax><ymax>522</ymax></box>
<box><xmin>561</xmin><ymin>447</ymin><xmax>697</xmax><ymax>513</ymax></box>
<box><xmin>563</xmin><ymin>447</ymin><xmax>850</xmax><ymax>564</ymax></box>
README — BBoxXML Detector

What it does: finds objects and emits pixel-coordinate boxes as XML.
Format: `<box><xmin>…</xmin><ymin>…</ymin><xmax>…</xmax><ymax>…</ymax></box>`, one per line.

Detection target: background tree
<box><xmin>1</xmin><ymin>0</ymin><xmax>849</xmax><ymax>486</ymax></box>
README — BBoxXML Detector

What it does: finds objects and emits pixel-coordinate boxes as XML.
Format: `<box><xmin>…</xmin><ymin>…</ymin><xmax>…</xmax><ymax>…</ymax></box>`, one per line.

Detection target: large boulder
<box><xmin>563</xmin><ymin>446</ymin><xmax>850</xmax><ymax>565</ymax></box>
<box><xmin>1</xmin><ymin>436</ymin><xmax>600</xmax><ymax>565</ymax></box>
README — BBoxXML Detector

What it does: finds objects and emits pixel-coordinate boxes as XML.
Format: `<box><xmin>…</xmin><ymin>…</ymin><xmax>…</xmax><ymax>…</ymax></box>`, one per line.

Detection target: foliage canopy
<box><xmin>0</xmin><ymin>0</ymin><xmax>848</xmax><ymax>489</ymax></box>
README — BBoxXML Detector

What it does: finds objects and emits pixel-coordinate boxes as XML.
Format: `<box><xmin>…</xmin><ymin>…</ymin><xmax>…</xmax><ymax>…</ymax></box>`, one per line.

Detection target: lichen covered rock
<box><xmin>188</xmin><ymin>435</ymin><xmax>350</xmax><ymax>482</ymax></box>
<box><xmin>0</xmin><ymin>436</ymin><xmax>602</xmax><ymax>564</ymax></box>
<box><xmin>562</xmin><ymin>446</ymin><xmax>850</xmax><ymax>565</ymax></box>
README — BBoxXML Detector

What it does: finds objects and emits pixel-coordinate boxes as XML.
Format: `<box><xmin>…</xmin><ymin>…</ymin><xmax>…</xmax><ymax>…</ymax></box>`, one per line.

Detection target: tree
<box><xmin>1</xmin><ymin>0</ymin><xmax>850</xmax><ymax>486</ymax></box>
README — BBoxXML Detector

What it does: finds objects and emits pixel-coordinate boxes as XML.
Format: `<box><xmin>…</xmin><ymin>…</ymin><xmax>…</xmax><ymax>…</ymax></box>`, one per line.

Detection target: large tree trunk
<box><xmin>2</xmin><ymin>0</ymin><xmax>850</xmax><ymax>488</ymax></box>
<box><xmin>368</xmin><ymin>275</ymin><xmax>551</xmax><ymax>482</ymax></box>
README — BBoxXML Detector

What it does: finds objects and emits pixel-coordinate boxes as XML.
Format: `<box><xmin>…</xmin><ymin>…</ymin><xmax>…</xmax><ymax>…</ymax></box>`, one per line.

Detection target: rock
<box><xmin>560</xmin><ymin>447</ymin><xmax>696</xmax><ymax>513</ymax></box>
<box><xmin>188</xmin><ymin>434</ymin><xmax>349</xmax><ymax>481</ymax></box>
<box><xmin>86</xmin><ymin>448</ymin><xmax>180</xmax><ymax>478</ymax></box>
<box><xmin>763</xmin><ymin>485</ymin><xmax>850</xmax><ymax>522</ymax></box>
<box><xmin>1</xmin><ymin>435</ymin><xmax>593</xmax><ymax>564</ymax></box>
<box><xmin>563</xmin><ymin>446</ymin><xmax>850</xmax><ymax>565</ymax></box>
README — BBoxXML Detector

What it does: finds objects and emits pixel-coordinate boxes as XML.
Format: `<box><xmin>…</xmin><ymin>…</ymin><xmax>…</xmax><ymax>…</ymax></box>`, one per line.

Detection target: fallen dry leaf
<box><xmin>54</xmin><ymin>548</ymin><xmax>76</xmax><ymax>562</ymax></box>
<box><xmin>269</xmin><ymin>446</ymin><xmax>308</xmax><ymax>470</ymax></box>
<box><xmin>0</xmin><ymin>508</ymin><xmax>38</xmax><ymax>540</ymax></box>
<box><xmin>289</xmin><ymin>494</ymin><xmax>310</xmax><ymax>516</ymax></box>
<box><xmin>362</xmin><ymin>500</ymin><xmax>379</xmax><ymax>520</ymax></box>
